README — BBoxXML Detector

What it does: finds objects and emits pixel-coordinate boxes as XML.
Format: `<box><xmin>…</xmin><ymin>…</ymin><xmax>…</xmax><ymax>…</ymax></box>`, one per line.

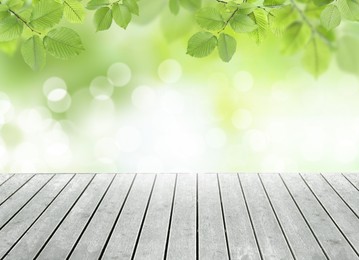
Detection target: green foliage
<box><xmin>217</xmin><ymin>32</ymin><xmax>236</xmax><ymax>62</ymax></box>
<box><xmin>320</xmin><ymin>5</ymin><xmax>341</xmax><ymax>30</ymax></box>
<box><xmin>187</xmin><ymin>31</ymin><xmax>217</xmax><ymax>57</ymax></box>
<box><xmin>0</xmin><ymin>0</ymin><xmax>358</xmax><ymax>76</ymax></box>
<box><xmin>44</xmin><ymin>27</ymin><xmax>84</xmax><ymax>59</ymax></box>
<box><xmin>21</xmin><ymin>35</ymin><xmax>45</xmax><ymax>70</ymax></box>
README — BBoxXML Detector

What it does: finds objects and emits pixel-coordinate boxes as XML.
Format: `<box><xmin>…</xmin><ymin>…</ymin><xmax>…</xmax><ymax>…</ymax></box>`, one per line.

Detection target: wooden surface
<box><xmin>0</xmin><ymin>173</ymin><xmax>358</xmax><ymax>260</ymax></box>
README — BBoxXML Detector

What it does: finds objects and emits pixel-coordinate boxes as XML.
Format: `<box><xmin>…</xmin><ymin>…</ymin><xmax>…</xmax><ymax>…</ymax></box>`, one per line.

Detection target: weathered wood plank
<box><xmin>0</xmin><ymin>174</ymin><xmax>53</xmax><ymax>228</ymax></box>
<box><xmin>36</xmin><ymin>174</ymin><xmax>114</xmax><ymax>259</ymax></box>
<box><xmin>0</xmin><ymin>174</ymin><xmax>13</xmax><ymax>187</ymax></box>
<box><xmin>0</xmin><ymin>174</ymin><xmax>33</xmax><ymax>206</ymax></box>
<box><xmin>344</xmin><ymin>174</ymin><xmax>359</xmax><ymax>191</ymax></box>
<box><xmin>218</xmin><ymin>174</ymin><xmax>260</xmax><ymax>260</ymax></box>
<box><xmin>260</xmin><ymin>174</ymin><xmax>326</xmax><ymax>260</ymax></box>
<box><xmin>6</xmin><ymin>174</ymin><xmax>93</xmax><ymax>260</ymax></box>
<box><xmin>322</xmin><ymin>174</ymin><xmax>359</xmax><ymax>217</ymax></box>
<box><xmin>281</xmin><ymin>174</ymin><xmax>358</xmax><ymax>259</ymax></box>
<box><xmin>240</xmin><ymin>174</ymin><xmax>294</xmax><ymax>260</ymax></box>
<box><xmin>102</xmin><ymin>174</ymin><xmax>156</xmax><ymax>259</ymax></box>
<box><xmin>301</xmin><ymin>173</ymin><xmax>359</xmax><ymax>255</ymax></box>
<box><xmin>198</xmin><ymin>174</ymin><xmax>229</xmax><ymax>260</ymax></box>
<box><xmin>133</xmin><ymin>174</ymin><xmax>176</xmax><ymax>259</ymax></box>
<box><xmin>167</xmin><ymin>174</ymin><xmax>196</xmax><ymax>260</ymax></box>
<box><xmin>0</xmin><ymin>174</ymin><xmax>73</xmax><ymax>258</ymax></box>
<box><xmin>69</xmin><ymin>174</ymin><xmax>135</xmax><ymax>260</ymax></box>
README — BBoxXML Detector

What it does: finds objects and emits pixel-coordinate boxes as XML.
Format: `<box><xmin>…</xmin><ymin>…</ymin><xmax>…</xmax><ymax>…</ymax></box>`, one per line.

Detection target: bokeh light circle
<box><xmin>47</xmin><ymin>93</ymin><xmax>72</xmax><ymax>113</ymax></box>
<box><xmin>158</xmin><ymin>59</ymin><xmax>182</xmax><ymax>84</ymax></box>
<box><xmin>90</xmin><ymin>76</ymin><xmax>114</xmax><ymax>100</ymax></box>
<box><xmin>43</xmin><ymin>77</ymin><xmax>67</xmax><ymax>97</ymax></box>
<box><xmin>107</xmin><ymin>63</ymin><xmax>131</xmax><ymax>87</ymax></box>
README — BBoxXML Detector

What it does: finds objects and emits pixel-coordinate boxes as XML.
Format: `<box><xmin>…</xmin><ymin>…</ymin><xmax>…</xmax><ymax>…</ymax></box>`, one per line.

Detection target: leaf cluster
<box><xmin>184</xmin><ymin>0</ymin><xmax>359</xmax><ymax>76</ymax></box>
<box><xmin>0</xmin><ymin>0</ymin><xmax>359</xmax><ymax>76</ymax></box>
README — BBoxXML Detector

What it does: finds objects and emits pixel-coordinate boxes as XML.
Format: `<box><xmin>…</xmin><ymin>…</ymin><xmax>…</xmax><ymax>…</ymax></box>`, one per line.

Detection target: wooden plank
<box><xmin>36</xmin><ymin>174</ymin><xmax>114</xmax><ymax>259</ymax></box>
<box><xmin>260</xmin><ymin>174</ymin><xmax>326</xmax><ymax>260</ymax></box>
<box><xmin>281</xmin><ymin>174</ymin><xmax>358</xmax><ymax>259</ymax></box>
<box><xmin>167</xmin><ymin>174</ymin><xmax>196</xmax><ymax>260</ymax></box>
<box><xmin>0</xmin><ymin>174</ymin><xmax>73</xmax><ymax>258</ymax></box>
<box><xmin>0</xmin><ymin>174</ymin><xmax>13</xmax><ymax>187</ymax></box>
<box><xmin>6</xmin><ymin>174</ymin><xmax>93</xmax><ymax>260</ymax></box>
<box><xmin>344</xmin><ymin>174</ymin><xmax>359</xmax><ymax>190</ymax></box>
<box><xmin>133</xmin><ymin>174</ymin><xmax>176</xmax><ymax>259</ymax></box>
<box><xmin>198</xmin><ymin>174</ymin><xmax>229</xmax><ymax>260</ymax></box>
<box><xmin>69</xmin><ymin>174</ymin><xmax>135</xmax><ymax>260</ymax></box>
<box><xmin>322</xmin><ymin>174</ymin><xmax>359</xmax><ymax>216</ymax></box>
<box><xmin>0</xmin><ymin>174</ymin><xmax>33</xmax><ymax>205</ymax></box>
<box><xmin>240</xmin><ymin>174</ymin><xmax>293</xmax><ymax>260</ymax></box>
<box><xmin>102</xmin><ymin>174</ymin><xmax>156</xmax><ymax>259</ymax></box>
<box><xmin>301</xmin><ymin>173</ymin><xmax>359</xmax><ymax>255</ymax></box>
<box><xmin>0</xmin><ymin>174</ymin><xmax>53</xmax><ymax>228</ymax></box>
<box><xmin>218</xmin><ymin>174</ymin><xmax>260</xmax><ymax>260</ymax></box>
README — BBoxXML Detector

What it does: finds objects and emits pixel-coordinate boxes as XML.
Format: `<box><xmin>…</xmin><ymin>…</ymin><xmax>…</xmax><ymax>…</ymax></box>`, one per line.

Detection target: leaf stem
<box><xmin>217</xmin><ymin>7</ymin><xmax>238</xmax><ymax>34</ymax></box>
<box><xmin>8</xmin><ymin>9</ymin><xmax>42</xmax><ymax>35</ymax></box>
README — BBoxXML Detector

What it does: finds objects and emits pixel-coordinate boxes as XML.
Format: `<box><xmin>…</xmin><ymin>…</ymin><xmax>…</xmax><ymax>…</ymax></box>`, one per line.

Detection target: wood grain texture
<box><xmin>69</xmin><ymin>174</ymin><xmax>135</xmax><ymax>260</ymax></box>
<box><xmin>301</xmin><ymin>173</ymin><xmax>359</xmax><ymax>255</ymax></box>
<box><xmin>37</xmin><ymin>174</ymin><xmax>114</xmax><ymax>259</ymax></box>
<box><xmin>282</xmin><ymin>174</ymin><xmax>359</xmax><ymax>259</ymax></box>
<box><xmin>6</xmin><ymin>174</ymin><xmax>93</xmax><ymax>260</ymax></box>
<box><xmin>167</xmin><ymin>174</ymin><xmax>196</xmax><ymax>260</ymax></box>
<box><xmin>260</xmin><ymin>174</ymin><xmax>326</xmax><ymax>260</ymax></box>
<box><xmin>198</xmin><ymin>174</ymin><xmax>229</xmax><ymax>260</ymax></box>
<box><xmin>240</xmin><ymin>174</ymin><xmax>294</xmax><ymax>260</ymax></box>
<box><xmin>102</xmin><ymin>174</ymin><xmax>156</xmax><ymax>259</ymax></box>
<box><xmin>219</xmin><ymin>174</ymin><xmax>260</xmax><ymax>260</ymax></box>
<box><xmin>0</xmin><ymin>173</ymin><xmax>358</xmax><ymax>259</ymax></box>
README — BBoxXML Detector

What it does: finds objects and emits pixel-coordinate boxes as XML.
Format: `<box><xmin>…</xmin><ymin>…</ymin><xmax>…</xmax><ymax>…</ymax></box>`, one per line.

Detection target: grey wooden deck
<box><xmin>0</xmin><ymin>173</ymin><xmax>358</xmax><ymax>260</ymax></box>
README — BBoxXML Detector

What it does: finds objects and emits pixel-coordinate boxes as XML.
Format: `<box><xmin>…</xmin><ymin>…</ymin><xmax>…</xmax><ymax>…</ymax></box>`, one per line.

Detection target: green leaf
<box><xmin>21</xmin><ymin>35</ymin><xmax>46</xmax><ymax>71</ymax></box>
<box><xmin>195</xmin><ymin>7</ymin><xmax>225</xmax><ymax>31</ymax></box>
<box><xmin>320</xmin><ymin>5</ymin><xmax>341</xmax><ymax>30</ymax></box>
<box><xmin>30</xmin><ymin>1</ymin><xmax>63</xmax><ymax>30</ymax></box>
<box><xmin>313</xmin><ymin>0</ymin><xmax>333</xmax><ymax>6</ymax></box>
<box><xmin>230</xmin><ymin>13</ymin><xmax>258</xmax><ymax>33</ymax></box>
<box><xmin>263</xmin><ymin>0</ymin><xmax>286</xmax><ymax>6</ymax></box>
<box><xmin>112</xmin><ymin>3</ymin><xmax>131</xmax><ymax>29</ymax></box>
<box><xmin>179</xmin><ymin>0</ymin><xmax>201</xmax><ymax>11</ymax></box>
<box><xmin>217</xmin><ymin>33</ymin><xmax>236</xmax><ymax>62</ymax></box>
<box><xmin>64</xmin><ymin>0</ymin><xmax>85</xmax><ymax>23</ymax></box>
<box><xmin>123</xmin><ymin>0</ymin><xmax>139</xmax><ymax>16</ymax></box>
<box><xmin>337</xmin><ymin>0</ymin><xmax>359</xmax><ymax>21</ymax></box>
<box><xmin>94</xmin><ymin>7</ymin><xmax>112</xmax><ymax>31</ymax></box>
<box><xmin>282</xmin><ymin>21</ymin><xmax>311</xmax><ymax>54</ymax></box>
<box><xmin>0</xmin><ymin>15</ymin><xmax>23</xmax><ymax>42</ymax></box>
<box><xmin>169</xmin><ymin>0</ymin><xmax>180</xmax><ymax>15</ymax></box>
<box><xmin>248</xmin><ymin>9</ymin><xmax>268</xmax><ymax>43</ymax></box>
<box><xmin>269</xmin><ymin>5</ymin><xmax>296</xmax><ymax>36</ymax></box>
<box><xmin>187</xmin><ymin>31</ymin><xmax>217</xmax><ymax>57</ymax></box>
<box><xmin>237</xmin><ymin>3</ymin><xmax>256</xmax><ymax>15</ymax></box>
<box><xmin>44</xmin><ymin>27</ymin><xmax>85</xmax><ymax>59</ymax></box>
<box><xmin>0</xmin><ymin>4</ymin><xmax>10</xmax><ymax>20</ymax></box>
<box><xmin>86</xmin><ymin>0</ymin><xmax>110</xmax><ymax>10</ymax></box>
<box><xmin>302</xmin><ymin>37</ymin><xmax>331</xmax><ymax>76</ymax></box>
<box><xmin>6</xmin><ymin>0</ymin><xmax>24</xmax><ymax>11</ymax></box>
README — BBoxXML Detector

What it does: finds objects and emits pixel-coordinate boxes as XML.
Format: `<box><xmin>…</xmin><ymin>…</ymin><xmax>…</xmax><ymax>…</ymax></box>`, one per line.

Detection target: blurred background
<box><xmin>1</xmin><ymin>1</ymin><xmax>359</xmax><ymax>173</ymax></box>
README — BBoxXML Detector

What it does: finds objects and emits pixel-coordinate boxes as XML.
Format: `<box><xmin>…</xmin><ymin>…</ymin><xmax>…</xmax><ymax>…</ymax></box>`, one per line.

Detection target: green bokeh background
<box><xmin>1</xmin><ymin>2</ymin><xmax>359</xmax><ymax>173</ymax></box>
